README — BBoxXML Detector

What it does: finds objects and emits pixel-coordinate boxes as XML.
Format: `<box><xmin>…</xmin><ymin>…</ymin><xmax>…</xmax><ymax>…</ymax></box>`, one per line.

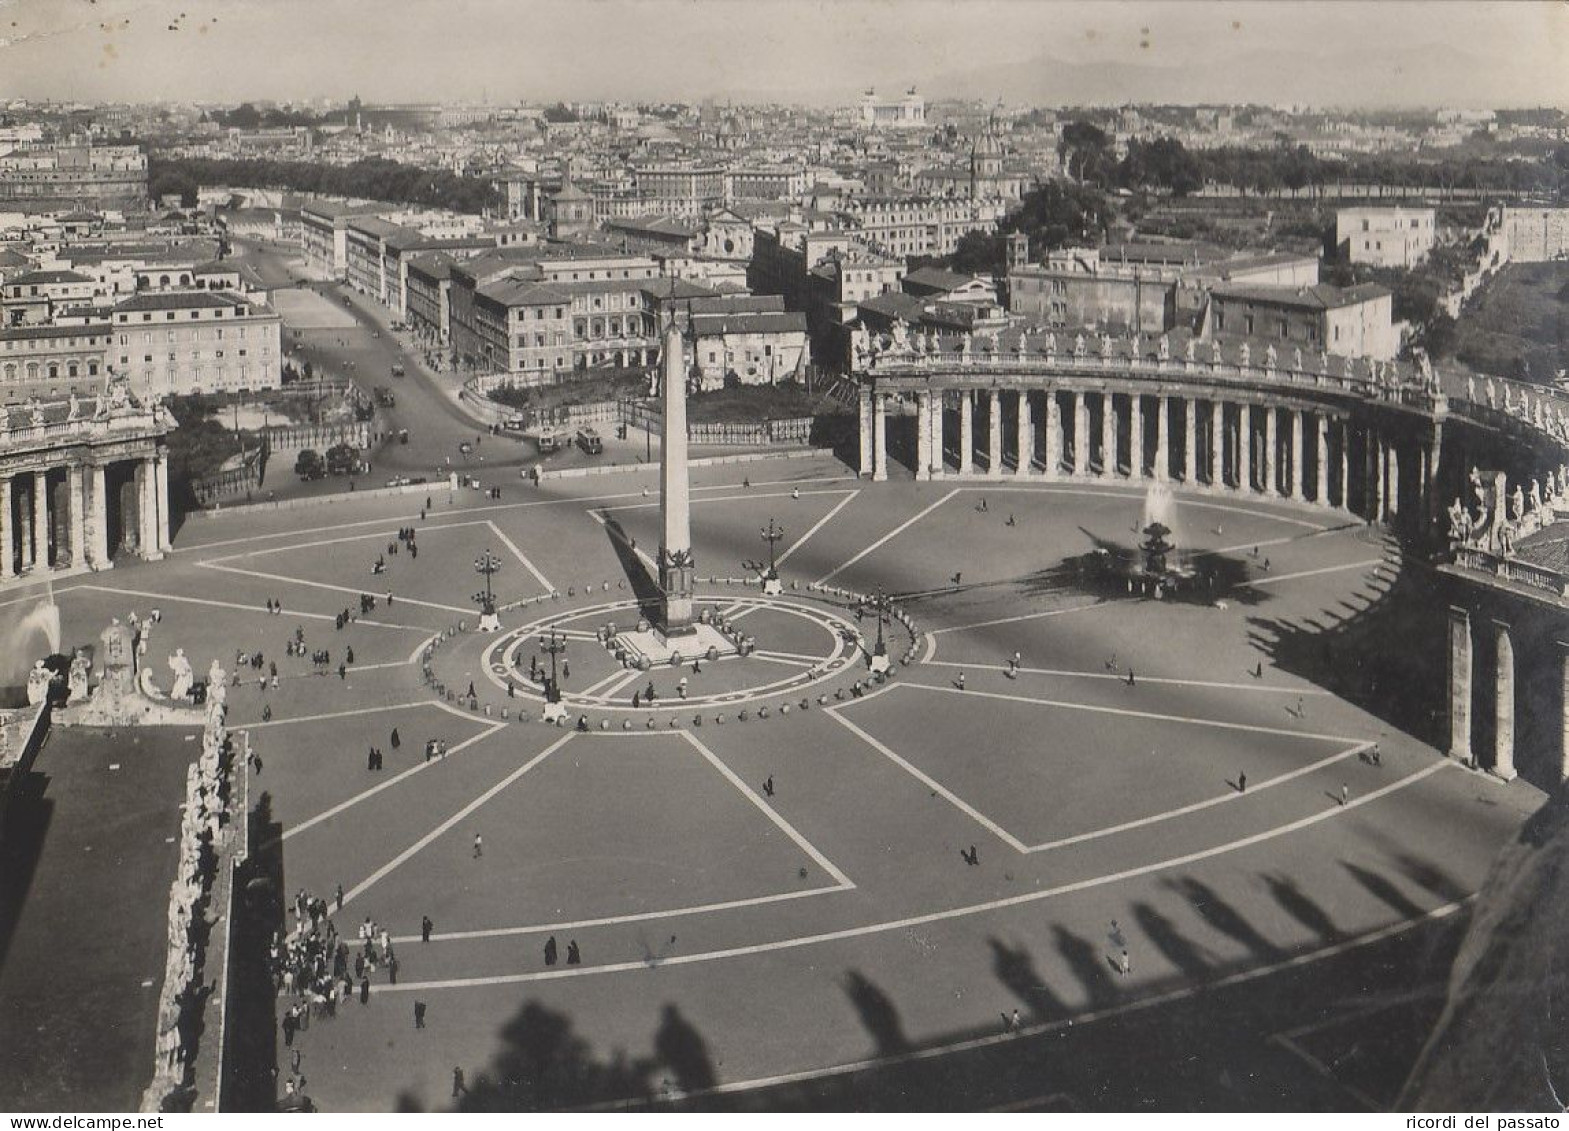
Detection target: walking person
<box><xmin>1238</xmin><ymin>771</ymin><xmax>1247</xmax><ymax>793</ymax></box>
<box><xmin>359</xmin><ymin>975</ymin><xmax>370</xmax><ymax>1005</ymax></box>
<box><xmin>763</xmin><ymin>775</ymin><xmax>774</xmax><ymax>798</ymax></box>
<box><xmin>1340</xmin><ymin>783</ymin><xmax>1349</xmax><ymax>807</ymax></box>
<box><xmin>335</xmin><ymin>884</ymin><xmax>344</xmax><ymax>912</ymax></box>
<box><xmin>566</xmin><ymin>939</ymin><xmax>580</xmax><ymax>965</ymax></box>
<box><xmin>544</xmin><ymin>936</ymin><xmax>558</xmax><ymax>966</ymax></box>
<box><xmin>473</xmin><ymin>833</ymin><xmax>483</xmax><ymax>858</ymax></box>
<box><xmin>452</xmin><ymin>1068</ymin><xmax>467</xmax><ymax>1099</ymax></box>
<box><xmin>1120</xmin><ymin>949</ymin><xmax>1132</xmax><ymax>976</ymax></box>
<box><xmin>421</xmin><ymin>915</ymin><xmax>433</xmax><ymax>943</ymax></box>
<box><xmin>414</xmin><ymin>1001</ymin><xmax>426</xmax><ymax>1029</ymax></box>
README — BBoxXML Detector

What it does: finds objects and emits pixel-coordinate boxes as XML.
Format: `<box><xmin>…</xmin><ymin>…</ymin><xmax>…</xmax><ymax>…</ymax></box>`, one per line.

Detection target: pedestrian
<box><xmin>335</xmin><ymin>884</ymin><xmax>344</xmax><ymax>911</ymax></box>
<box><xmin>1121</xmin><ymin>949</ymin><xmax>1132</xmax><ymax>976</ymax></box>
<box><xmin>1238</xmin><ymin>771</ymin><xmax>1247</xmax><ymax>793</ymax></box>
<box><xmin>338</xmin><ymin>663</ymin><xmax>347</xmax><ymax>681</ymax></box>
<box><xmin>544</xmin><ymin>935</ymin><xmax>558</xmax><ymax>966</ymax></box>
<box><xmin>421</xmin><ymin>915</ymin><xmax>433</xmax><ymax>943</ymax></box>
<box><xmin>1253</xmin><ymin>661</ymin><xmax>1263</xmax><ymax>679</ymax></box>
<box><xmin>956</xmin><ymin>671</ymin><xmax>966</xmax><ymax>691</ymax></box>
<box><xmin>261</xmin><ymin>704</ymin><xmax>272</xmax><ymax>723</ymax></box>
<box><xmin>1340</xmin><ymin>783</ymin><xmax>1349</xmax><ymax>807</ymax></box>
<box><xmin>1370</xmin><ymin>743</ymin><xmax>1381</xmax><ymax>767</ymax></box>
<box><xmin>282</xmin><ymin>1008</ymin><xmax>297</xmax><ymax>1047</ymax></box>
<box><xmin>368</xmin><ymin>746</ymin><xmax>377</xmax><ymax>771</ymax></box>
<box><xmin>632</xmin><ymin>691</ymin><xmax>640</xmax><ymax>709</ymax></box>
<box><xmin>566</xmin><ymin>939</ymin><xmax>580</xmax><ymax>965</ymax></box>
<box><xmin>473</xmin><ymin>833</ymin><xmax>483</xmax><ymax>858</ymax></box>
<box><xmin>414</xmin><ymin>1001</ymin><xmax>426</xmax><ymax>1029</ymax></box>
<box><xmin>388</xmin><ymin>955</ymin><xmax>399</xmax><ymax>984</ymax></box>
<box><xmin>359</xmin><ymin>975</ymin><xmax>370</xmax><ymax>1005</ymax></box>
<box><xmin>763</xmin><ymin>775</ymin><xmax>774</xmax><ymax>797</ymax></box>
<box><xmin>1127</xmin><ymin>668</ymin><xmax>1136</xmax><ymax>687</ymax></box>
<box><xmin>452</xmin><ymin>1067</ymin><xmax>467</xmax><ymax>1098</ymax></box>
<box><xmin>391</xmin><ymin>728</ymin><xmax>401</xmax><ymax>749</ymax></box>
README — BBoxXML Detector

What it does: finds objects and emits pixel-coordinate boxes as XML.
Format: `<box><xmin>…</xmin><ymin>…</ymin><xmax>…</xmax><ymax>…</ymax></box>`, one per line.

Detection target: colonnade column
<box><xmin>1044</xmin><ymin>391</ymin><xmax>1062</xmax><ymax>479</ymax></box>
<box><xmin>1182</xmin><ymin>398</ymin><xmax>1197</xmax><ymax>484</ymax></box>
<box><xmin>1072</xmin><ymin>391</ymin><xmax>1089</xmax><ymax>478</ymax></box>
<box><xmin>1559</xmin><ymin>641</ymin><xmax>1569</xmax><ymax>786</ymax></box>
<box><xmin>1262</xmin><ymin>407</ymin><xmax>1278</xmax><ymax>496</ymax></box>
<box><xmin>1128</xmin><ymin>393</ymin><xmax>1143</xmax><ymax>478</ymax></box>
<box><xmin>1448</xmin><ymin>607</ymin><xmax>1473</xmax><ymax>764</ymax></box>
<box><xmin>987</xmin><ymin>390</ymin><xmax>1003</xmax><ymax>475</ymax></box>
<box><xmin>31</xmin><ymin>470</ymin><xmax>50</xmax><ymax>570</ymax></box>
<box><xmin>1387</xmin><ymin>440</ymin><xmax>1401</xmax><ymax>520</ymax></box>
<box><xmin>1290</xmin><ymin>410</ymin><xmax>1306</xmax><ymax>500</ymax></box>
<box><xmin>0</xmin><ymin>476</ymin><xmax>12</xmax><ymax>581</ymax></box>
<box><xmin>915</xmin><ymin>392</ymin><xmax>933</xmax><ymax>482</ymax></box>
<box><xmin>1426</xmin><ymin>424</ymin><xmax>1445</xmax><ymax>535</ymax></box>
<box><xmin>1099</xmin><ymin>392</ymin><xmax>1114</xmax><ymax>477</ymax></box>
<box><xmin>1237</xmin><ymin>405</ymin><xmax>1252</xmax><ymax>491</ymax></box>
<box><xmin>87</xmin><ymin>463</ymin><xmax>109</xmax><ymax>569</ymax></box>
<box><xmin>1339</xmin><ymin>422</ymin><xmax>1351</xmax><ymax>511</ymax></box>
<box><xmin>930</xmin><ymin>392</ymin><xmax>945</xmax><ymax>477</ymax></box>
<box><xmin>1153</xmin><ymin>396</ymin><xmax>1169</xmax><ymax>481</ymax></box>
<box><xmin>874</xmin><ymin>395</ymin><xmax>892</xmax><ymax>482</ymax></box>
<box><xmin>1208</xmin><ymin>401</ymin><xmax>1222</xmax><ymax>487</ymax></box>
<box><xmin>1493</xmin><ymin>620</ymin><xmax>1517</xmax><ymax>781</ymax></box>
<box><xmin>1368</xmin><ymin>430</ymin><xmax>1384</xmax><ymax>519</ymax></box>
<box><xmin>68</xmin><ymin>466</ymin><xmax>86</xmax><ymax>568</ymax></box>
<box><xmin>1014</xmin><ymin>390</ymin><xmax>1033</xmax><ymax>477</ymax></box>
<box><xmin>1315</xmin><ymin>414</ymin><xmax>1330</xmax><ymax>505</ymax></box>
<box><xmin>858</xmin><ymin>390</ymin><xmax>874</xmax><ymax>477</ymax></box>
<box><xmin>959</xmin><ymin>392</ymin><xmax>974</xmax><ymax>475</ymax></box>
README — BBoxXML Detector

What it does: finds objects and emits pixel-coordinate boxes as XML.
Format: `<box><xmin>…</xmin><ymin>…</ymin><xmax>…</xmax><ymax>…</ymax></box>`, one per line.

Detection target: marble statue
<box><xmin>1158</xmin><ymin>335</ymin><xmax>1170</xmax><ymax>361</ymax></box>
<box><xmin>1239</xmin><ymin>342</ymin><xmax>1251</xmax><ymax>367</ymax></box>
<box><xmin>1099</xmin><ymin>333</ymin><xmax>1113</xmax><ymax>358</ymax></box>
<box><xmin>29</xmin><ymin>399</ymin><xmax>44</xmax><ymax>428</ymax></box>
<box><xmin>1501</xmin><ymin>520</ymin><xmax>1517</xmax><ymax>557</ymax></box>
<box><xmin>1486</xmin><ymin>378</ymin><xmax>1497</xmax><ymax>408</ymax></box>
<box><xmin>1343</xmin><ymin>356</ymin><xmax>1356</xmax><ymax>379</ymax></box>
<box><xmin>890</xmin><ymin>320</ymin><xmax>909</xmax><ymax>353</ymax></box>
<box><xmin>25</xmin><ymin>660</ymin><xmax>52</xmax><ymax>706</ymax></box>
<box><xmin>1530</xmin><ymin>479</ymin><xmax>1543</xmax><ymax>514</ymax></box>
<box><xmin>168</xmin><ymin>649</ymin><xmax>194</xmax><ymax>700</ymax></box>
<box><xmin>1510</xmin><ymin>484</ymin><xmax>1525</xmax><ymax>522</ymax></box>
<box><xmin>850</xmin><ymin>326</ymin><xmax>870</xmax><ymax>369</ymax></box>
<box><xmin>1211</xmin><ymin>339</ymin><xmax>1223</xmax><ymax>364</ymax></box>
<box><xmin>1264</xmin><ymin>343</ymin><xmax>1278</xmax><ymax>369</ymax></box>
<box><xmin>67</xmin><ymin>650</ymin><xmax>91</xmax><ymax>703</ymax></box>
<box><xmin>1044</xmin><ymin>332</ymin><xmax>1056</xmax><ymax>355</ymax></box>
<box><xmin>1073</xmin><ymin>334</ymin><xmax>1086</xmax><ymax>358</ymax></box>
<box><xmin>1467</xmin><ymin>376</ymin><xmax>1476</xmax><ymax>402</ymax></box>
<box><xmin>67</xmin><ymin>392</ymin><xmax>80</xmax><ymax>421</ymax></box>
<box><xmin>1447</xmin><ymin>498</ymin><xmax>1472</xmax><ymax>546</ymax></box>
<box><xmin>1184</xmin><ymin>337</ymin><xmax>1196</xmax><ymax>363</ymax></box>
<box><xmin>1292</xmin><ymin>346</ymin><xmax>1303</xmax><ymax>372</ymax></box>
<box><xmin>958</xmin><ymin>332</ymin><xmax>972</xmax><ymax>358</ymax></box>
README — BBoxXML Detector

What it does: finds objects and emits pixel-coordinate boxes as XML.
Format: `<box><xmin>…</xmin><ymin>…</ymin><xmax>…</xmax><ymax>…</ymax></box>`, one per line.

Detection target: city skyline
<box><xmin>1</xmin><ymin>0</ymin><xmax>1566</xmax><ymax>109</ymax></box>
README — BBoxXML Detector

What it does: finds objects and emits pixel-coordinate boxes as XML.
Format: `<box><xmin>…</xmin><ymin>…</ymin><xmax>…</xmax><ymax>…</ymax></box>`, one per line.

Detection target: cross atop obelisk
<box><xmin>658</xmin><ymin>313</ymin><xmax>695</xmax><ymax>635</ymax></box>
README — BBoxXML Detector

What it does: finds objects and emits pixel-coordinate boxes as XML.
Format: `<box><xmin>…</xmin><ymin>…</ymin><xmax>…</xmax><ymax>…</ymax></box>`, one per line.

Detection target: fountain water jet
<box><xmin>0</xmin><ymin>583</ymin><xmax>62</xmax><ymax>694</ymax></box>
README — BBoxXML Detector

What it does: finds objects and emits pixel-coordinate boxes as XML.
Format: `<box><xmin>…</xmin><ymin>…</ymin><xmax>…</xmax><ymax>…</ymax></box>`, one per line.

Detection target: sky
<box><xmin>0</xmin><ymin>0</ymin><xmax>1565</xmax><ymax>108</ymax></box>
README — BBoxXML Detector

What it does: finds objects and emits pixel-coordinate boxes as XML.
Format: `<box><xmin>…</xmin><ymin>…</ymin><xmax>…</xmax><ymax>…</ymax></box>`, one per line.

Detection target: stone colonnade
<box><xmin>0</xmin><ymin>452</ymin><xmax>169</xmax><ymax>581</ymax></box>
<box><xmin>860</xmin><ymin>384</ymin><xmax>1447</xmax><ymax>523</ymax></box>
<box><xmin>1448</xmin><ymin>605</ymin><xmax>1569</xmax><ymax>786</ymax></box>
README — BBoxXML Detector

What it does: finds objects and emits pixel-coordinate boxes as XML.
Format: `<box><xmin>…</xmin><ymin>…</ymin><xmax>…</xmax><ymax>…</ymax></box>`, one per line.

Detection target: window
<box><xmin>1278</xmin><ymin>319</ymin><xmax>1289</xmax><ymax>339</ymax></box>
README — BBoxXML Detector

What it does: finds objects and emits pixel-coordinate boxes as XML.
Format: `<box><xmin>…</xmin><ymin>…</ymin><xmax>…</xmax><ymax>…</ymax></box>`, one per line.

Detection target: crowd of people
<box><xmin>273</xmin><ymin>888</ymin><xmax>399</xmax><ymax>1044</ymax></box>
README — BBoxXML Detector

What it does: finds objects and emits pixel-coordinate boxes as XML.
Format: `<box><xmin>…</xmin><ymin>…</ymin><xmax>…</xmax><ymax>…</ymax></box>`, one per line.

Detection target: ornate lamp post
<box><xmin>758</xmin><ymin>517</ymin><xmax>785</xmax><ymax>593</ymax></box>
<box><xmin>473</xmin><ymin>549</ymin><xmax>502</xmax><ymax>632</ymax></box>
<box><xmin>865</xmin><ymin>587</ymin><xmax>894</xmax><ymax>674</ymax></box>
<box><xmin>537</xmin><ymin>628</ymin><xmax>567</xmax><ymax>698</ymax></box>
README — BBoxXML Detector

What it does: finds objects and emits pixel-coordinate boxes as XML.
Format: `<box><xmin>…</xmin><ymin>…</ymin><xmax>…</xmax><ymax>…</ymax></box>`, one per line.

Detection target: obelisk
<box><xmin>658</xmin><ymin>316</ymin><xmax>696</xmax><ymax>634</ymax></box>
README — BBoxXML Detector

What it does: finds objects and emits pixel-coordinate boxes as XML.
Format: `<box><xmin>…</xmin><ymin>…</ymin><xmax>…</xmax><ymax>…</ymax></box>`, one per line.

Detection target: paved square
<box><xmin>8</xmin><ymin>453</ymin><xmax>1544</xmax><ymax>1111</ymax></box>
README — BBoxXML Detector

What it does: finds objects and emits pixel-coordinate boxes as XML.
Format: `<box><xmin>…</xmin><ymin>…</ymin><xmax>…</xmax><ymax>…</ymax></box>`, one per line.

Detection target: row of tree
<box><xmin>1057</xmin><ymin>123</ymin><xmax>1569</xmax><ymax>198</ymax></box>
<box><xmin>148</xmin><ymin>155</ymin><xmax>501</xmax><ymax>214</ymax></box>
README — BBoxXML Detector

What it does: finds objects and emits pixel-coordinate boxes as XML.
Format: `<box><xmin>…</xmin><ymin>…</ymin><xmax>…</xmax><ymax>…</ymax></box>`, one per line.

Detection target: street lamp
<box><xmin>536</xmin><ymin>627</ymin><xmax>567</xmax><ymax>704</ymax></box>
<box><xmin>759</xmin><ymin>517</ymin><xmax>784</xmax><ymax>578</ymax></box>
<box><xmin>473</xmin><ymin>549</ymin><xmax>502</xmax><ymax>631</ymax></box>
<box><xmin>864</xmin><ymin>587</ymin><xmax>894</xmax><ymax>674</ymax></box>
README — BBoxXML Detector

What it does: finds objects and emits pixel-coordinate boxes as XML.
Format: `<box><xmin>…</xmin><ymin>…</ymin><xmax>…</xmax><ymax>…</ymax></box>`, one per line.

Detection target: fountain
<box><xmin>1075</xmin><ymin>481</ymin><xmax>1202</xmax><ymax>600</ymax></box>
<box><xmin>0</xmin><ymin>587</ymin><xmax>62</xmax><ymax>703</ymax></box>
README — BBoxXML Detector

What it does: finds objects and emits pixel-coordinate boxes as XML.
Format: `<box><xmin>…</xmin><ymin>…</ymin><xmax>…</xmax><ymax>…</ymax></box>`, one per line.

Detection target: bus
<box><xmin>575</xmin><ymin>428</ymin><xmax>603</xmax><ymax>455</ymax></box>
<box><xmin>535</xmin><ymin>429</ymin><xmax>561</xmax><ymax>453</ymax></box>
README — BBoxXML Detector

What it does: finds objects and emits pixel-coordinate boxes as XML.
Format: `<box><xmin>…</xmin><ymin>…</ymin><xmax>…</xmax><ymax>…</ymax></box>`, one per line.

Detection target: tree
<box><xmin>1058</xmin><ymin>121</ymin><xmax>1116</xmax><ymax>187</ymax></box>
<box><xmin>1002</xmin><ymin>181</ymin><xmax>1111</xmax><ymax>253</ymax></box>
<box><xmin>949</xmin><ymin>231</ymin><xmax>1005</xmax><ymax>276</ymax></box>
<box><xmin>294</xmin><ymin>449</ymin><xmax>325</xmax><ymax>481</ymax></box>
